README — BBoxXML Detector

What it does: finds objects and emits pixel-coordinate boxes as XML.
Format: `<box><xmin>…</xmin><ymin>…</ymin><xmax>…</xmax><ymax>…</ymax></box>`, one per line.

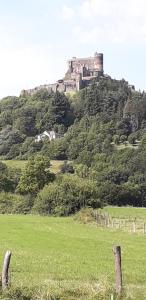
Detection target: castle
<box><xmin>20</xmin><ymin>52</ymin><xmax>104</xmax><ymax>96</ymax></box>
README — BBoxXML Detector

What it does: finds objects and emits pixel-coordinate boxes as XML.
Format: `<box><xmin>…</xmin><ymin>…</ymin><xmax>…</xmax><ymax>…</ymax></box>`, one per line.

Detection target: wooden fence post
<box><xmin>2</xmin><ymin>251</ymin><xmax>12</xmax><ymax>290</ymax></box>
<box><xmin>113</xmin><ymin>246</ymin><xmax>122</xmax><ymax>296</ymax></box>
<box><xmin>124</xmin><ymin>220</ymin><xmax>126</xmax><ymax>231</ymax></box>
<box><xmin>133</xmin><ymin>221</ymin><xmax>136</xmax><ymax>233</ymax></box>
<box><xmin>143</xmin><ymin>223</ymin><xmax>146</xmax><ymax>234</ymax></box>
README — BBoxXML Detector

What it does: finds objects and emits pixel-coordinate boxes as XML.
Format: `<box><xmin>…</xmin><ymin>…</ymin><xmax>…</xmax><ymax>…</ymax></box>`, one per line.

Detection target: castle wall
<box><xmin>20</xmin><ymin>52</ymin><xmax>104</xmax><ymax>97</ymax></box>
<box><xmin>68</xmin><ymin>53</ymin><xmax>103</xmax><ymax>76</ymax></box>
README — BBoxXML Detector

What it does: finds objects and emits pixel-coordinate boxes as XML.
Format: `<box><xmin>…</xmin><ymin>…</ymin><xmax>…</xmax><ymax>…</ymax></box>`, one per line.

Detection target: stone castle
<box><xmin>20</xmin><ymin>52</ymin><xmax>104</xmax><ymax>96</ymax></box>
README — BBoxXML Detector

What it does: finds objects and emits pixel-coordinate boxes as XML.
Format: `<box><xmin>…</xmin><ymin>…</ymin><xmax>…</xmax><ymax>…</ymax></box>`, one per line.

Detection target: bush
<box><xmin>0</xmin><ymin>192</ymin><xmax>32</xmax><ymax>214</ymax></box>
<box><xmin>33</xmin><ymin>175</ymin><xmax>102</xmax><ymax>216</ymax></box>
<box><xmin>60</xmin><ymin>161</ymin><xmax>74</xmax><ymax>174</ymax></box>
<box><xmin>74</xmin><ymin>208</ymin><xmax>95</xmax><ymax>223</ymax></box>
<box><xmin>120</xmin><ymin>134</ymin><xmax>127</xmax><ymax>143</ymax></box>
<box><xmin>0</xmin><ymin>161</ymin><xmax>21</xmax><ymax>193</ymax></box>
<box><xmin>17</xmin><ymin>155</ymin><xmax>55</xmax><ymax>195</ymax></box>
<box><xmin>128</xmin><ymin>133</ymin><xmax>137</xmax><ymax>145</ymax></box>
<box><xmin>97</xmin><ymin>181</ymin><xmax>143</xmax><ymax>207</ymax></box>
<box><xmin>113</xmin><ymin>134</ymin><xmax>120</xmax><ymax>145</ymax></box>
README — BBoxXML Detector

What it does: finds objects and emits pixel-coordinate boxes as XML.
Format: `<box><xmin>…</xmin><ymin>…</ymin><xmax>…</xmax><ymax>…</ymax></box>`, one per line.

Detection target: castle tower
<box><xmin>76</xmin><ymin>73</ymin><xmax>82</xmax><ymax>91</ymax></box>
<box><xmin>94</xmin><ymin>52</ymin><xmax>103</xmax><ymax>74</ymax></box>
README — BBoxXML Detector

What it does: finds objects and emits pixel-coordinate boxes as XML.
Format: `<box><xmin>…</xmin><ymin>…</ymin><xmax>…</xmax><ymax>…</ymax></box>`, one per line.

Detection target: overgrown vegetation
<box><xmin>1</xmin><ymin>77</ymin><xmax>146</xmax><ymax>212</ymax></box>
<box><xmin>1</xmin><ymin>78</ymin><xmax>146</xmax><ymax>298</ymax></box>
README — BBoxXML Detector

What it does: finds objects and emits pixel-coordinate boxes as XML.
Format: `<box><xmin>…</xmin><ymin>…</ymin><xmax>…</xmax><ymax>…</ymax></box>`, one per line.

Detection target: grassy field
<box><xmin>103</xmin><ymin>206</ymin><xmax>146</xmax><ymax>219</ymax></box>
<box><xmin>0</xmin><ymin>214</ymin><xmax>146</xmax><ymax>299</ymax></box>
<box><xmin>2</xmin><ymin>159</ymin><xmax>63</xmax><ymax>174</ymax></box>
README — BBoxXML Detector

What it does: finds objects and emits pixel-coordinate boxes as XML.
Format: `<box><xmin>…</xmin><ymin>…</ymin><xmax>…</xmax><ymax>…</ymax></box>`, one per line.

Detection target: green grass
<box><xmin>50</xmin><ymin>160</ymin><xmax>64</xmax><ymax>174</ymax></box>
<box><xmin>116</xmin><ymin>143</ymin><xmax>138</xmax><ymax>150</ymax></box>
<box><xmin>2</xmin><ymin>160</ymin><xmax>27</xmax><ymax>170</ymax></box>
<box><xmin>103</xmin><ymin>206</ymin><xmax>146</xmax><ymax>219</ymax></box>
<box><xmin>0</xmin><ymin>214</ymin><xmax>146</xmax><ymax>298</ymax></box>
<box><xmin>2</xmin><ymin>160</ymin><xmax>64</xmax><ymax>174</ymax></box>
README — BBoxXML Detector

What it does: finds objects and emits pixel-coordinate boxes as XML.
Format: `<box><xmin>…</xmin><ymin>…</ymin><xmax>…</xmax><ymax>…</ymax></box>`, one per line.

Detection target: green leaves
<box><xmin>33</xmin><ymin>175</ymin><xmax>101</xmax><ymax>216</ymax></box>
<box><xmin>17</xmin><ymin>155</ymin><xmax>55</xmax><ymax>195</ymax></box>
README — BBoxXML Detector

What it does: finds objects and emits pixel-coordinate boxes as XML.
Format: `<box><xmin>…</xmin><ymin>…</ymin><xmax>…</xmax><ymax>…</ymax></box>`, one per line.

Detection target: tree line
<box><xmin>0</xmin><ymin>77</ymin><xmax>146</xmax><ymax>213</ymax></box>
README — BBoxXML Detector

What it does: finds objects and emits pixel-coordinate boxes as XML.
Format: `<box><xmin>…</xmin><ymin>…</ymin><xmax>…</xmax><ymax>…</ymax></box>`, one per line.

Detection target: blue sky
<box><xmin>0</xmin><ymin>0</ymin><xmax>146</xmax><ymax>98</ymax></box>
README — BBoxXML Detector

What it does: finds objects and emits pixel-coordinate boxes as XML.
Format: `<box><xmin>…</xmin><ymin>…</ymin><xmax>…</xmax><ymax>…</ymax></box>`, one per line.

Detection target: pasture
<box><xmin>103</xmin><ymin>206</ymin><xmax>146</xmax><ymax>219</ymax></box>
<box><xmin>0</xmin><ymin>213</ymin><xmax>146</xmax><ymax>299</ymax></box>
<box><xmin>2</xmin><ymin>159</ymin><xmax>63</xmax><ymax>174</ymax></box>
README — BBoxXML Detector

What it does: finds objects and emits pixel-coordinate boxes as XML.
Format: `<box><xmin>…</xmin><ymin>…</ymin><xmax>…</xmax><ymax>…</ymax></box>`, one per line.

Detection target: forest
<box><xmin>1</xmin><ymin>76</ymin><xmax>146</xmax><ymax>214</ymax></box>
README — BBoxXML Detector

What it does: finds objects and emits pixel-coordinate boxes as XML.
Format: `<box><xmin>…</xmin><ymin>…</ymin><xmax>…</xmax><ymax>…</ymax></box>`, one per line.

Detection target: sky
<box><xmin>0</xmin><ymin>0</ymin><xmax>146</xmax><ymax>98</ymax></box>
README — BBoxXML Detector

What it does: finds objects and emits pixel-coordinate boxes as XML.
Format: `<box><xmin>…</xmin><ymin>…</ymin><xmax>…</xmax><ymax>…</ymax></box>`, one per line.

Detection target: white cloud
<box><xmin>71</xmin><ymin>0</ymin><xmax>146</xmax><ymax>44</ymax></box>
<box><xmin>80</xmin><ymin>0</ymin><xmax>146</xmax><ymax>19</ymax></box>
<box><xmin>62</xmin><ymin>5</ymin><xmax>75</xmax><ymax>20</ymax></box>
<box><xmin>80</xmin><ymin>0</ymin><xmax>116</xmax><ymax>18</ymax></box>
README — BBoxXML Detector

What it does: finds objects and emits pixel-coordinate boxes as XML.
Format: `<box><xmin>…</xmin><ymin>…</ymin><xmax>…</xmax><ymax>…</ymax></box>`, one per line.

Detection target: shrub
<box><xmin>17</xmin><ymin>155</ymin><xmax>55</xmax><ymax>195</ymax></box>
<box><xmin>0</xmin><ymin>192</ymin><xmax>32</xmax><ymax>214</ymax></box>
<box><xmin>128</xmin><ymin>133</ymin><xmax>137</xmax><ymax>145</ymax></box>
<box><xmin>60</xmin><ymin>161</ymin><xmax>74</xmax><ymax>174</ymax></box>
<box><xmin>33</xmin><ymin>175</ymin><xmax>102</xmax><ymax>216</ymax></box>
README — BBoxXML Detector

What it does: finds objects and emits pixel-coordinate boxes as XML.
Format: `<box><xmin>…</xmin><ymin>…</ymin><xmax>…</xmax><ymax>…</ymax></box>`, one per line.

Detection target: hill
<box><xmin>1</xmin><ymin>75</ymin><xmax>146</xmax><ymax>299</ymax></box>
<box><xmin>0</xmin><ymin>77</ymin><xmax>146</xmax><ymax>210</ymax></box>
<box><xmin>0</xmin><ymin>76</ymin><xmax>144</xmax><ymax>161</ymax></box>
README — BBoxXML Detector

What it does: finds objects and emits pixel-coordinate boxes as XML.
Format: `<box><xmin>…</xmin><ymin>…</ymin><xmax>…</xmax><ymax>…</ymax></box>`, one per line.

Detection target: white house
<box><xmin>35</xmin><ymin>130</ymin><xmax>57</xmax><ymax>142</ymax></box>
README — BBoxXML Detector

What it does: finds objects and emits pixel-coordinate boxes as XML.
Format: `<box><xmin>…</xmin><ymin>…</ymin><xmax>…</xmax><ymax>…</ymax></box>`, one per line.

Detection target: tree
<box><xmin>17</xmin><ymin>155</ymin><xmax>55</xmax><ymax>195</ymax></box>
<box><xmin>120</xmin><ymin>135</ymin><xmax>127</xmax><ymax>143</ymax></box>
<box><xmin>15</xmin><ymin>106</ymin><xmax>37</xmax><ymax>136</ymax></box>
<box><xmin>0</xmin><ymin>193</ymin><xmax>32</xmax><ymax>214</ymax></box>
<box><xmin>128</xmin><ymin>133</ymin><xmax>137</xmax><ymax>145</ymax></box>
<box><xmin>60</xmin><ymin>161</ymin><xmax>74</xmax><ymax>174</ymax></box>
<box><xmin>0</xmin><ymin>162</ymin><xmax>20</xmax><ymax>192</ymax></box>
<box><xmin>33</xmin><ymin>175</ymin><xmax>102</xmax><ymax>216</ymax></box>
<box><xmin>113</xmin><ymin>134</ymin><xmax>120</xmax><ymax>145</ymax></box>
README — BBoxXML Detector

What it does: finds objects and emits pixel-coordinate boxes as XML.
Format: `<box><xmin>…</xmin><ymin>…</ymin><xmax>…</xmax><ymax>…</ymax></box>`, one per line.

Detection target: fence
<box><xmin>93</xmin><ymin>211</ymin><xmax>146</xmax><ymax>234</ymax></box>
<box><xmin>5</xmin><ymin>243</ymin><xmax>146</xmax><ymax>300</ymax></box>
<box><xmin>1</xmin><ymin>246</ymin><xmax>123</xmax><ymax>298</ymax></box>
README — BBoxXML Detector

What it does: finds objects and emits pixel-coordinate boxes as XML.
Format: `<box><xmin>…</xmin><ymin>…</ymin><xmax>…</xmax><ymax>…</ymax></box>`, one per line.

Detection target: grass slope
<box><xmin>0</xmin><ymin>214</ymin><xmax>146</xmax><ymax>298</ymax></box>
<box><xmin>2</xmin><ymin>160</ymin><xmax>63</xmax><ymax>174</ymax></box>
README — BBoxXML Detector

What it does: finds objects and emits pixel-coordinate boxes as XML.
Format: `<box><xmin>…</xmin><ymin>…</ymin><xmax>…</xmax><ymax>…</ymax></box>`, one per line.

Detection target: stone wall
<box><xmin>67</xmin><ymin>52</ymin><xmax>103</xmax><ymax>78</ymax></box>
<box><xmin>20</xmin><ymin>52</ymin><xmax>104</xmax><ymax>97</ymax></box>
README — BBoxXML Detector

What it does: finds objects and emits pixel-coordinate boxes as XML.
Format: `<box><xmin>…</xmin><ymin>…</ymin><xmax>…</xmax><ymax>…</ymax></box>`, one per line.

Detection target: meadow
<box><xmin>103</xmin><ymin>206</ymin><xmax>146</xmax><ymax>219</ymax></box>
<box><xmin>0</xmin><ymin>211</ymin><xmax>146</xmax><ymax>299</ymax></box>
<box><xmin>2</xmin><ymin>159</ymin><xmax>63</xmax><ymax>174</ymax></box>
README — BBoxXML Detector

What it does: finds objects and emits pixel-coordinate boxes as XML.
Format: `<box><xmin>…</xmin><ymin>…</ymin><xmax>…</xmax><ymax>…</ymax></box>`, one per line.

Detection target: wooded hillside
<box><xmin>1</xmin><ymin>77</ymin><xmax>146</xmax><ymax>211</ymax></box>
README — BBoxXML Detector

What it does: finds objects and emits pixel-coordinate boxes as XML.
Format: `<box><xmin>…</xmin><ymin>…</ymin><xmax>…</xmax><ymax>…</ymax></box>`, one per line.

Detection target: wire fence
<box><xmin>92</xmin><ymin>211</ymin><xmax>146</xmax><ymax>234</ymax></box>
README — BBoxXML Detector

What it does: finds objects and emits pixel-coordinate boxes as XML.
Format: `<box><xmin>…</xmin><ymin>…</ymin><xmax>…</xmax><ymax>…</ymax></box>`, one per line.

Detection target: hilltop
<box><xmin>0</xmin><ymin>74</ymin><xmax>146</xmax><ymax>209</ymax></box>
<box><xmin>0</xmin><ymin>75</ymin><xmax>144</xmax><ymax>161</ymax></box>
<box><xmin>20</xmin><ymin>51</ymin><xmax>104</xmax><ymax>96</ymax></box>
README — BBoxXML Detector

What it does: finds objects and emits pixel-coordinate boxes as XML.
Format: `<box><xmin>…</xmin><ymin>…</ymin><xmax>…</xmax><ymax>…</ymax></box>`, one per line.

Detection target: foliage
<box><xmin>0</xmin><ymin>192</ymin><xmax>32</xmax><ymax>214</ymax></box>
<box><xmin>0</xmin><ymin>90</ymin><xmax>74</xmax><ymax>159</ymax></box>
<box><xmin>1</xmin><ymin>77</ymin><xmax>146</xmax><ymax>209</ymax></box>
<box><xmin>33</xmin><ymin>175</ymin><xmax>101</xmax><ymax>215</ymax></box>
<box><xmin>17</xmin><ymin>155</ymin><xmax>55</xmax><ymax>195</ymax></box>
<box><xmin>0</xmin><ymin>161</ymin><xmax>21</xmax><ymax>192</ymax></box>
<box><xmin>60</xmin><ymin>161</ymin><xmax>74</xmax><ymax>174</ymax></box>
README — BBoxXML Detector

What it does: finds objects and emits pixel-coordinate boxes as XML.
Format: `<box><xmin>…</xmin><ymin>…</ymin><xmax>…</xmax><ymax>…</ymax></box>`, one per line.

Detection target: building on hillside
<box><xmin>35</xmin><ymin>130</ymin><xmax>57</xmax><ymax>143</ymax></box>
<box><xmin>20</xmin><ymin>52</ymin><xmax>104</xmax><ymax>96</ymax></box>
